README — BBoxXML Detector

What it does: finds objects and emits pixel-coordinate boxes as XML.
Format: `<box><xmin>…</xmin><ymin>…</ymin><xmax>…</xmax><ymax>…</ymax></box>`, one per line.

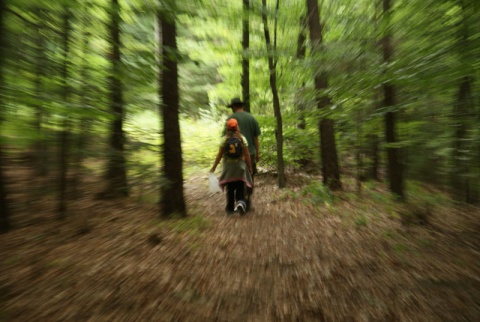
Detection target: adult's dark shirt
<box><xmin>227</xmin><ymin>111</ymin><xmax>261</xmax><ymax>157</ymax></box>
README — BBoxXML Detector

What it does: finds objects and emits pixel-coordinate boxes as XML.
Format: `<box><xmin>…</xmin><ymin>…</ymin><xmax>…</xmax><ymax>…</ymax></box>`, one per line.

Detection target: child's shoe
<box><xmin>234</xmin><ymin>201</ymin><xmax>247</xmax><ymax>215</ymax></box>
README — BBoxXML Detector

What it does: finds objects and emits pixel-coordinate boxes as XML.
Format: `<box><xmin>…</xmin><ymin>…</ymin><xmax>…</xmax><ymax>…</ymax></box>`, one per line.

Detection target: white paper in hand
<box><xmin>208</xmin><ymin>173</ymin><xmax>222</xmax><ymax>193</ymax></box>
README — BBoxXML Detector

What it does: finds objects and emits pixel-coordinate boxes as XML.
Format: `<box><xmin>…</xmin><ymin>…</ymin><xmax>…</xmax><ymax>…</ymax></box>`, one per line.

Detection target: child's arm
<box><xmin>210</xmin><ymin>147</ymin><xmax>224</xmax><ymax>173</ymax></box>
<box><xmin>244</xmin><ymin>147</ymin><xmax>253</xmax><ymax>174</ymax></box>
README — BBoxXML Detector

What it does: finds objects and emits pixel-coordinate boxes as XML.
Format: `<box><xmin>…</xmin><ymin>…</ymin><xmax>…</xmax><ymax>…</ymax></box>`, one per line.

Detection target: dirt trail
<box><xmin>0</xmin><ymin>173</ymin><xmax>479</xmax><ymax>321</ymax></box>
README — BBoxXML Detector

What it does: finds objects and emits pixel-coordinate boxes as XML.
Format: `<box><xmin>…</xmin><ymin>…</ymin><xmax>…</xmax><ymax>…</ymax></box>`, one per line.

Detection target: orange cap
<box><xmin>226</xmin><ymin>118</ymin><xmax>238</xmax><ymax>130</ymax></box>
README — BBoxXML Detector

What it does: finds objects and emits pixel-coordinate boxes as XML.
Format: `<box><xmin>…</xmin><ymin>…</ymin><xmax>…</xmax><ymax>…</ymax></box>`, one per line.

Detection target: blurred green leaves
<box><xmin>0</xmin><ymin>0</ymin><xmax>479</xmax><ymax>199</ymax></box>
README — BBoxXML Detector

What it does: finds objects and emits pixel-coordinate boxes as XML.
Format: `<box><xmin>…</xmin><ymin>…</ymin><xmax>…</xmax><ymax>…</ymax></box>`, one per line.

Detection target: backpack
<box><xmin>224</xmin><ymin>137</ymin><xmax>243</xmax><ymax>159</ymax></box>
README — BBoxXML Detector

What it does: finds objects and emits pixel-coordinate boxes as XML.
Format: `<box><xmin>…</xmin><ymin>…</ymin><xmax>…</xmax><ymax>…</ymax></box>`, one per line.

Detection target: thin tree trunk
<box><xmin>367</xmin><ymin>134</ymin><xmax>380</xmax><ymax>180</ymax></box>
<box><xmin>73</xmin><ymin>27</ymin><xmax>92</xmax><ymax>199</ymax></box>
<box><xmin>33</xmin><ymin>9</ymin><xmax>48</xmax><ymax>177</ymax></box>
<box><xmin>452</xmin><ymin>76</ymin><xmax>473</xmax><ymax>202</ymax></box>
<box><xmin>452</xmin><ymin>0</ymin><xmax>475</xmax><ymax>203</ymax></box>
<box><xmin>384</xmin><ymin>86</ymin><xmax>403</xmax><ymax>197</ymax></box>
<box><xmin>296</xmin><ymin>15</ymin><xmax>307</xmax><ymax>131</ymax></box>
<box><xmin>294</xmin><ymin>15</ymin><xmax>311</xmax><ymax>168</ymax></box>
<box><xmin>158</xmin><ymin>9</ymin><xmax>186</xmax><ymax>218</ymax></box>
<box><xmin>262</xmin><ymin>0</ymin><xmax>285</xmax><ymax>188</ymax></box>
<box><xmin>355</xmin><ymin>108</ymin><xmax>363</xmax><ymax>195</ymax></box>
<box><xmin>382</xmin><ymin>0</ymin><xmax>404</xmax><ymax>199</ymax></box>
<box><xmin>0</xmin><ymin>0</ymin><xmax>10</xmax><ymax>233</ymax></box>
<box><xmin>58</xmin><ymin>8</ymin><xmax>71</xmax><ymax>220</ymax></box>
<box><xmin>0</xmin><ymin>145</ymin><xmax>8</xmax><ymax>233</ymax></box>
<box><xmin>104</xmin><ymin>0</ymin><xmax>128</xmax><ymax>198</ymax></box>
<box><xmin>241</xmin><ymin>0</ymin><xmax>250</xmax><ymax>113</ymax></box>
<box><xmin>306</xmin><ymin>0</ymin><xmax>341</xmax><ymax>190</ymax></box>
<box><xmin>295</xmin><ymin>16</ymin><xmax>308</xmax><ymax>166</ymax></box>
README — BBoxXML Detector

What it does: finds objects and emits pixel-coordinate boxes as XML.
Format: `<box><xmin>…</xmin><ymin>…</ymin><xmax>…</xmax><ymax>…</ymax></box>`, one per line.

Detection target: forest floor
<box><xmin>0</xmin><ymin>167</ymin><xmax>479</xmax><ymax>321</ymax></box>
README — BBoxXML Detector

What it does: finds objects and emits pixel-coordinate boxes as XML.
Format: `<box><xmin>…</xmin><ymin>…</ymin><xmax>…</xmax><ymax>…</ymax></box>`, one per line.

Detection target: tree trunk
<box><xmin>0</xmin><ymin>0</ymin><xmax>10</xmax><ymax>233</ymax></box>
<box><xmin>33</xmin><ymin>9</ymin><xmax>48</xmax><ymax>177</ymax></box>
<box><xmin>72</xmin><ymin>27</ymin><xmax>92</xmax><ymax>199</ymax></box>
<box><xmin>295</xmin><ymin>15</ymin><xmax>307</xmax><ymax>131</ymax></box>
<box><xmin>382</xmin><ymin>0</ymin><xmax>404</xmax><ymax>199</ymax></box>
<box><xmin>104</xmin><ymin>0</ymin><xmax>128</xmax><ymax>198</ymax></box>
<box><xmin>0</xmin><ymin>145</ymin><xmax>8</xmax><ymax>233</ymax></box>
<box><xmin>306</xmin><ymin>0</ymin><xmax>341</xmax><ymax>190</ymax></box>
<box><xmin>262</xmin><ymin>0</ymin><xmax>286</xmax><ymax>188</ymax></box>
<box><xmin>367</xmin><ymin>134</ymin><xmax>380</xmax><ymax>180</ymax></box>
<box><xmin>241</xmin><ymin>0</ymin><xmax>250</xmax><ymax>113</ymax></box>
<box><xmin>319</xmin><ymin>119</ymin><xmax>341</xmax><ymax>189</ymax></box>
<box><xmin>452</xmin><ymin>0</ymin><xmax>475</xmax><ymax>203</ymax></box>
<box><xmin>294</xmin><ymin>15</ymin><xmax>310</xmax><ymax>168</ymax></box>
<box><xmin>58</xmin><ymin>9</ymin><xmax>71</xmax><ymax>220</ymax></box>
<box><xmin>452</xmin><ymin>76</ymin><xmax>473</xmax><ymax>202</ymax></box>
<box><xmin>158</xmin><ymin>9</ymin><xmax>186</xmax><ymax>218</ymax></box>
<box><xmin>355</xmin><ymin>108</ymin><xmax>363</xmax><ymax>194</ymax></box>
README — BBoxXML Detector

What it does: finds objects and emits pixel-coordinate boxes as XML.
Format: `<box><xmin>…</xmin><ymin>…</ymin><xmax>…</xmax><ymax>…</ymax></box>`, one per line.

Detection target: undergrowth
<box><xmin>279</xmin><ymin>177</ymin><xmax>459</xmax><ymax>230</ymax></box>
<box><xmin>280</xmin><ymin>181</ymin><xmax>335</xmax><ymax>206</ymax></box>
<box><xmin>151</xmin><ymin>215</ymin><xmax>209</xmax><ymax>236</ymax></box>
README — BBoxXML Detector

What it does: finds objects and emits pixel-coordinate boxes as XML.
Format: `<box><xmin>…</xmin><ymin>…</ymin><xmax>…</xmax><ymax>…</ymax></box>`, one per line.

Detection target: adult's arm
<box><xmin>254</xmin><ymin>136</ymin><xmax>260</xmax><ymax>162</ymax></box>
<box><xmin>244</xmin><ymin>146</ymin><xmax>253</xmax><ymax>174</ymax></box>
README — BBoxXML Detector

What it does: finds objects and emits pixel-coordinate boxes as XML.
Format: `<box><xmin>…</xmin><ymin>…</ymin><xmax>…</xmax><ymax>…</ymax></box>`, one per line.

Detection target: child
<box><xmin>210</xmin><ymin>118</ymin><xmax>253</xmax><ymax>215</ymax></box>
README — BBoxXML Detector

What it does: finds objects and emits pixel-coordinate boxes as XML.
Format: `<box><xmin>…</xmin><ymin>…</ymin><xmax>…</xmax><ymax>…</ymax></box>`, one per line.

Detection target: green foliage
<box><xmin>153</xmin><ymin>214</ymin><xmax>209</xmax><ymax>236</ymax></box>
<box><xmin>355</xmin><ymin>216</ymin><xmax>368</xmax><ymax>228</ymax></box>
<box><xmin>383</xmin><ymin>230</ymin><xmax>397</xmax><ymax>240</ymax></box>
<box><xmin>417</xmin><ymin>238</ymin><xmax>432</xmax><ymax>248</ymax></box>
<box><xmin>364</xmin><ymin>183</ymin><xmax>395</xmax><ymax>204</ymax></box>
<box><xmin>254</xmin><ymin>115</ymin><xmax>277</xmax><ymax>169</ymax></box>
<box><xmin>181</xmin><ymin>116</ymin><xmax>223</xmax><ymax>173</ymax></box>
<box><xmin>301</xmin><ymin>182</ymin><xmax>334</xmax><ymax>204</ymax></box>
<box><xmin>399</xmin><ymin>205</ymin><xmax>429</xmax><ymax>226</ymax></box>
<box><xmin>278</xmin><ymin>180</ymin><xmax>335</xmax><ymax>213</ymax></box>
<box><xmin>1</xmin><ymin>0</ymin><xmax>479</xmax><ymax>210</ymax></box>
<box><xmin>280</xmin><ymin>181</ymin><xmax>335</xmax><ymax>207</ymax></box>
<box><xmin>393</xmin><ymin>243</ymin><xmax>410</xmax><ymax>254</ymax></box>
<box><xmin>405</xmin><ymin>181</ymin><xmax>452</xmax><ymax>207</ymax></box>
<box><xmin>256</xmin><ymin>113</ymin><xmax>320</xmax><ymax>170</ymax></box>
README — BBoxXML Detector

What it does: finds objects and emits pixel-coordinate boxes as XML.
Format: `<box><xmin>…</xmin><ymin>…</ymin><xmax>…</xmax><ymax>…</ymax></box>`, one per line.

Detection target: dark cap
<box><xmin>227</xmin><ymin>97</ymin><xmax>244</xmax><ymax>108</ymax></box>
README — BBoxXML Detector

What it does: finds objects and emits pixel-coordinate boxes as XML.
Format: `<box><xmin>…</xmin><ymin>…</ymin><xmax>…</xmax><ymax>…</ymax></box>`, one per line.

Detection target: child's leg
<box><xmin>226</xmin><ymin>183</ymin><xmax>235</xmax><ymax>212</ymax></box>
<box><xmin>245</xmin><ymin>184</ymin><xmax>252</xmax><ymax>211</ymax></box>
<box><xmin>235</xmin><ymin>181</ymin><xmax>245</xmax><ymax>202</ymax></box>
<box><xmin>232</xmin><ymin>181</ymin><xmax>246</xmax><ymax>214</ymax></box>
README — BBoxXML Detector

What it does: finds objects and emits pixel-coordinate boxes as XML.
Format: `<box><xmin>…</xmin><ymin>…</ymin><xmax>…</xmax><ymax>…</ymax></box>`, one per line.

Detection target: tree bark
<box><xmin>452</xmin><ymin>0</ymin><xmax>476</xmax><ymax>203</ymax></box>
<box><xmin>367</xmin><ymin>134</ymin><xmax>380</xmax><ymax>181</ymax></box>
<box><xmin>33</xmin><ymin>9</ymin><xmax>48</xmax><ymax>177</ymax></box>
<box><xmin>241</xmin><ymin>0</ymin><xmax>250</xmax><ymax>113</ymax></box>
<box><xmin>296</xmin><ymin>15</ymin><xmax>307</xmax><ymax>131</ymax></box>
<box><xmin>73</xmin><ymin>26</ymin><xmax>92</xmax><ymax>199</ymax></box>
<box><xmin>0</xmin><ymin>146</ymin><xmax>8</xmax><ymax>233</ymax></box>
<box><xmin>0</xmin><ymin>0</ymin><xmax>10</xmax><ymax>233</ymax></box>
<box><xmin>262</xmin><ymin>0</ymin><xmax>286</xmax><ymax>188</ymax></box>
<box><xmin>306</xmin><ymin>0</ymin><xmax>341</xmax><ymax>190</ymax></box>
<box><xmin>104</xmin><ymin>0</ymin><xmax>128</xmax><ymax>198</ymax></box>
<box><xmin>294</xmin><ymin>15</ymin><xmax>313</xmax><ymax>168</ymax></box>
<box><xmin>382</xmin><ymin>0</ymin><xmax>404</xmax><ymax>199</ymax></box>
<box><xmin>158</xmin><ymin>9</ymin><xmax>186</xmax><ymax>218</ymax></box>
<box><xmin>58</xmin><ymin>8</ymin><xmax>71</xmax><ymax>220</ymax></box>
<box><xmin>452</xmin><ymin>77</ymin><xmax>473</xmax><ymax>202</ymax></box>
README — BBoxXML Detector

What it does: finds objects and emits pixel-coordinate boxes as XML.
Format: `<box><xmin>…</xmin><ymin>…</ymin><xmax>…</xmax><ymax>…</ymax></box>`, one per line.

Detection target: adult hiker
<box><xmin>225</xmin><ymin>97</ymin><xmax>261</xmax><ymax>211</ymax></box>
<box><xmin>226</xmin><ymin>98</ymin><xmax>261</xmax><ymax>176</ymax></box>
